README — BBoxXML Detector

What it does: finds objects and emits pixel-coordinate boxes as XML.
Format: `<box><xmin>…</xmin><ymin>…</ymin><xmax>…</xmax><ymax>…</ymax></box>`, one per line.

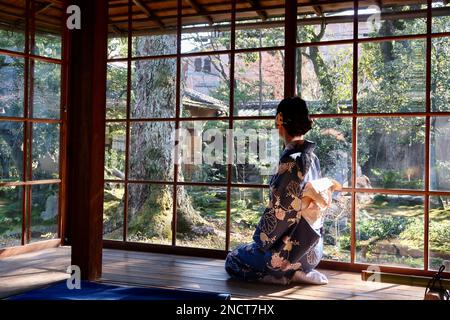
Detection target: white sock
<box><xmin>291</xmin><ymin>270</ymin><xmax>328</xmax><ymax>285</ymax></box>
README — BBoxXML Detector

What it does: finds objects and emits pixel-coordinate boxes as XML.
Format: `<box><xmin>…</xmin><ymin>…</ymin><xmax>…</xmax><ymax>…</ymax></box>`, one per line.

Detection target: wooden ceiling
<box><xmin>0</xmin><ymin>0</ymin><xmax>65</xmax><ymax>34</ymax></box>
<box><xmin>0</xmin><ymin>0</ymin><xmax>434</xmax><ymax>36</ymax></box>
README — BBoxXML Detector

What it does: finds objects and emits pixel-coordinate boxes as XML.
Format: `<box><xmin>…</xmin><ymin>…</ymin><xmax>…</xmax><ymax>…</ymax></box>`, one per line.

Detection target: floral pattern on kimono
<box><xmin>225</xmin><ymin>140</ymin><xmax>323</xmax><ymax>283</ymax></box>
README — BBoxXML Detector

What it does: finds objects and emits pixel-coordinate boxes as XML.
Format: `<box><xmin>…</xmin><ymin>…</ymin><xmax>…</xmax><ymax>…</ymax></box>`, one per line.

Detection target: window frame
<box><xmin>0</xmin><ymin>0</ymin><xmax>68</xmax><ymax>249</ymax></box>
<box><xmin>102</xmin><ymin>0</ymin><xmax>450</xmax><ymax>277</ymax></box>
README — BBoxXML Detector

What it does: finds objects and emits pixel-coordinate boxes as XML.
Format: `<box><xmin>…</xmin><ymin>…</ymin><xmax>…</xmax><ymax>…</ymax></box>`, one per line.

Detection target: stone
<box><xmin>40</xmin><ymin>195</ymin><xmax>58</xmax><ymax>221</ymax></box>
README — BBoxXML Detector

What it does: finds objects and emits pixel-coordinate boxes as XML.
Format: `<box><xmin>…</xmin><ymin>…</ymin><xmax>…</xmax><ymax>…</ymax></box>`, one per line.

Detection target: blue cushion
<box><xmin>7</xmin><ymin>281</ymin><xmax>231</xmax><ymax>300</ymax></box>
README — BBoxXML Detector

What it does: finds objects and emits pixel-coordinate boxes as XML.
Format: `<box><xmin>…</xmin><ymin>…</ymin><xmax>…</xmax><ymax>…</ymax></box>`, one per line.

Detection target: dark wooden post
<box><xmin>284</xmin><ymin>0</ymin><xmax>297</xmax><ymax>98</ymax></box>
<box><xmin>67</xmin><ymin>0</ymin><xmax>108</xmax><ymax>280</ymax></box>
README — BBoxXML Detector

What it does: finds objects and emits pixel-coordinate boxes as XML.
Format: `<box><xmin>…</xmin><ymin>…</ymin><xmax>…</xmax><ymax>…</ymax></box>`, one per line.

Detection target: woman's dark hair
<box><xmin>276</xmin><ymin>97</ymin><xmax>313</xmax><ymax>137</ymax></box>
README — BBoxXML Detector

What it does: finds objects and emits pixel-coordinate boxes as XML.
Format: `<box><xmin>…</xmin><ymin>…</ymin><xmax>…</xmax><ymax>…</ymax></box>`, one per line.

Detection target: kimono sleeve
<box><xmin>252</xmin><ymin>158</ymin><xmax>304</xmax><ymax>251</ymax></box>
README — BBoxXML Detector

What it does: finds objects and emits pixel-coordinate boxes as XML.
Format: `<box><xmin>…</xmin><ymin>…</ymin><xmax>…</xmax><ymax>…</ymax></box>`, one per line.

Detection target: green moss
<box><xmin>128</xmin><ymin>187</ymin><xmax>173</xmax><ymax>241</ymax></box>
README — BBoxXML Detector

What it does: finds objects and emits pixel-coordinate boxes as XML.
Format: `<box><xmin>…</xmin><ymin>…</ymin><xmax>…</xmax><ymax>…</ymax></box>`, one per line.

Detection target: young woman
<box><xmin>225</xmin><ymin>97</ymin><xmax>330</xmax><ymax>285</ymax></box>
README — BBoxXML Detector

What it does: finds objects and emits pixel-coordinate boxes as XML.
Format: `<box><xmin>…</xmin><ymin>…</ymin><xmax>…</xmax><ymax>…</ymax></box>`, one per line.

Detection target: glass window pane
<box><xmin>0</xmin><ymin>0</ymin><xmax>25</xmax><ymax>52</ymax></box>
<box><xmin>105</xmin><ymin>123</ymin><xmax>126</xmax><ymax>181</ymax></box>
<box><xmin>131</xmin><ymin>58</ymin><xmax>176</xmax><ymax>119</ymax></box>
<box><xmin>430</xmin><ymin>117</ymin><xmax>450</xmax><ymax>191</ymax></box>
<box><xmin>234</xmin><ymin>50</ymin><xmax>284</xmax><ymax>116</ymax></box>
<box><xmin>0</xmin><ymin>55</ymin><xmax>24</xmax><ymax>118</ymax></box>
<box><xmin>32</xmin><ymin>123</ymin><xmax>60</xmax><ymax>180</ymax></box>
<box><xmin>133</xmin><ymin>33</ymin><xmax>177</xmax><ymax>57</ymax></box>
<box><xmin>358</xmin><ymin>40</ymin><xmax>426</xmax><ymax>113</ymax></box>
<box><xmin>181</xmin><ymin>3</ymin><xmax>231</xmax><ymax>54</ymax></box>
<box><xmin>358</xmin><ymin>117</ymin><xmax>425</xmax><ymax>190</ymax></box>
<box><xmin>108</xmin><ymin>1</ymin><xmax>129</xmax><ymax>59</ymax></box>
<box><xmin>297</xmin><ymin>8</ymin><xmax>353</xmax><ymax>43</ymax></box>
<box><xmin>296</xmin><ymin>45</ymin><xmax>353</xmax><ymax>114</ymax></box>
<box><xmin>236</xmin><ymin>16</ymin><xmax>285</xmax><ymax>49</ymax></box>
<box><xmin>178</xmin><ymin>120</ymin><xmax>228</xmax><ymax>184</ymax></box>
<box><xmin>232</xmin><ymin>120</ymin><xmax>280</xmax><ymax>185</ymax></box>
<box><xmin>32</xmin><ymin>30</ymin><xmax>62</xmax><ymax>60</ymax></box>
<box><xmin>132</xmin><ymin>0</ymin><xmax>177</xmax><ymax>57</ymax></box>
<box><xmin>310</xmin><ymin>118</ymin><xmax>352</xmax><ymax>186</ymax></box>
<box><xmin>108</xmin><ymin>35</ymin><xmax>128</xmax><ymax>60</ymax></box>
<box><xmin>32</xmin><ymin>60</ymin><xmax>61</xmax><ymax>119</ymax></box>
<box><xmin>106</xmin><ymin>62</ymin><xmax>128</xmax><ymax>119</ymax></box>
<box><xmin>176</xmin><ymin>185</ymin><xmax>226</xmax><ymax>250</ymax></box>
<box><xmin>30</xmin><ymin>184</ymin><xmax>59</xmax><ymax>243</ymax></box>
<box><xmin>429</xmin><ymin>196</ymin><xmax>450</xmax><ymax>270</ymax></box>
<box><xmin>0</xmin><ymin>186</ymin><xmax>22</xmax><ymax>249</ymax></box>
<box><xmin>358</xmin><ymin>2</ymin><xmax>427</xmax><ymax>38</ymax></box>
<box><xmin>127</xmin><ymin>183</ymin><xmax>173</xmax><ymax>245</ymax></box>
<box><xmin>432</xmin><ymin>1</ymin><xmax>450</xmax><ymax>33</ymax></box>
<box><xmin>431</xmin><ymin>37</ymin><xmax>450</xmax><ymax>112</ymax></box>
<box><xmin>103</xmin><ymin>182</ymin><xmax>124</xmax><ymax>241</ymax></box>
<box><xmin>356</xmin><ymin>194</ymin><xmax>424</xmax><ymax>268</ymax></box>
<box><xmin>230</xmin><ymin>188</ymin><xmax>268</xmax><ymax>250</ymax></box>
<box><xmin>31</xmin><ymin>0</ymin><xmax>63</xmax><ymax>59</ymax></box>
<box><xmin>323</xmin><ymin>192</ymin><xmax>352</xmax><ymax>262</ymax></box>
<box><xmin>0</xmin><ymin>121</ymin><xmax>24</xmax><ymax>182</ymax></box>
<box><xmin>181</xmin><ymin>55</ymin><xmax>229</xmax><ymax>118</ymax></box>
<box><xmin>129</xmin><ymin>121</ymin><xmax>175</xmax><ymax>181</ymax></box>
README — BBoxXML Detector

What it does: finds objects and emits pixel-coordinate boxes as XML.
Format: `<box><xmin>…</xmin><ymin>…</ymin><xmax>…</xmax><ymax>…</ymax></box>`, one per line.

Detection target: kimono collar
<box><xmin>282</xmin><ymin>139</ymin><xmax>316</xmax><ymax>177</ymax></box>
<box><xmin>285</xmin><ymin>139</ymin><xmax>316</xmax><ymax>154</ymax></box>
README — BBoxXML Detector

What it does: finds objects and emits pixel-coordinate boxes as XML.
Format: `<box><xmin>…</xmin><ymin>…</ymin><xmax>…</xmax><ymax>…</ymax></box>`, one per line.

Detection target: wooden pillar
<box><xmin>284</xmin><ymin>0</ymin><xmax>297</xmax><ymax>98</ymax></box>
<box><xmin>67</xmin><ymin>0</ymin><xmax>108</xmax><ymax>280</ymax></box>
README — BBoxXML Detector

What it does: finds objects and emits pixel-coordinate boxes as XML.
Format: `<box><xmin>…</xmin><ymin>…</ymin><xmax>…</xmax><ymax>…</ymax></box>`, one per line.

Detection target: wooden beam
<box><xmin>132</xmin><ymin>0</ymin><xmax>165</xmax><ymax>29</ymax></box>
<box><xmin>246</xmin><ymin>0</ymin><xmax>268</xmax><ymax>20</ymax></box>
<box><xmin>67</xmin><ymin>0</ymin><xmax>108</xmax><ymax>281</ymax></box>
<box><xmin>35</xmin><ymin>2</ymin><xmax>53</xmax><ymax>16</ymax></box>
<box><xmin>362</xmin><ymin>270</ymin><xmax>450</xmax><ymax>290</ymax></box>
<box><xmin>284</xmin><ymin>0</ymin><xmax>296</xmax><ymax>98</ymax></box>
<box><xmin>110</xmin><ymin>23</ymin><xmax>125</xmax><ymax>35</ymax></box>
<box><xmin>0</xmin><ymin>239</ymin><xmax>61</xmax><ymax>259</ymax></box>
<box><xmin>313</xmin><ymin>5</ymin><xmax>323</xmax><ymax>16</ymax></box>
<box><xmin>185</xmin><ymin>0</ymin><xmax>214</xmax><ymax>25</ymax></box>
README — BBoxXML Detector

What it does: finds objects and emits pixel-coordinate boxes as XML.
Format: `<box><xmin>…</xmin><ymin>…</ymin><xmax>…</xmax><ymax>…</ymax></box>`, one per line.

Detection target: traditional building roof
<box><xmin>183</xmin><ymin>87</ymin><xmax>228</xmax><ymax>114</ymax></box>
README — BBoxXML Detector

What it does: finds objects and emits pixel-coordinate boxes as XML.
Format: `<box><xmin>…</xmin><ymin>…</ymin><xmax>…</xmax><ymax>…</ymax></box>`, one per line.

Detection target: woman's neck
<box><xmin>284</xmin><ymin>136</ymin><xmax>305</xmax><ymax>150</ymax></box>
<box><xmin>285</xmin><ymin>135</ymin><xmax>305</xmax><ymax>145</ymax></box>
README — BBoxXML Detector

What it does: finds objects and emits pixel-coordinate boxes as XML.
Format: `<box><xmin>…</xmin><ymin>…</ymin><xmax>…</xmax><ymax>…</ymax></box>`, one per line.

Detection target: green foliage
<box><xmin>401</xmin><ymin>218</ymin><xmax>450</xmax><ymax>253</ymax></box>
<box><xmin>0</xmin><ymin>29</ymin><xmax>25</xmax><ymax>52</ymax></box>
<box><xmin>358</xmin><ymin>216</ymin><xmax>409</xmax><ymax>241</ymax></box>
<box><xmin>106</xmin><ymin>63</ymin><xmax>127</xmax><ymax>118</ymax></box>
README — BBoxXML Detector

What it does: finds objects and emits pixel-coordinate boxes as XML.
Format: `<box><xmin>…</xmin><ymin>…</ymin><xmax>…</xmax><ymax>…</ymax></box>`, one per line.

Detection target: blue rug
<box><xmin>7</xmin><ymin>281</ymin><xmax>231</xmax><ymax>300</ymax></box>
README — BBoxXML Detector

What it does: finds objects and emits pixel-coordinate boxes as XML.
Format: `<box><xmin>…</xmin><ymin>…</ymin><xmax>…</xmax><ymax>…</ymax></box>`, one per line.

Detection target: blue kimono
<box><xmin>225</xmin><ymin>140</ymin><xmax>323</xmax><ymax>283</ymax></box>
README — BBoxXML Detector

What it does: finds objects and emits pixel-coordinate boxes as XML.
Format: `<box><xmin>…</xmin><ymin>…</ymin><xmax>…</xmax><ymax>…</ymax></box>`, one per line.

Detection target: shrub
<box><xmin>401</xmin><ymin>219</ymin><xmax>450</xmax><ymax>253</ymax></box>
<box><xmin>358</xmin><ymin>215</ymin><xmax>409</xmax><ymax>241</ymax></box>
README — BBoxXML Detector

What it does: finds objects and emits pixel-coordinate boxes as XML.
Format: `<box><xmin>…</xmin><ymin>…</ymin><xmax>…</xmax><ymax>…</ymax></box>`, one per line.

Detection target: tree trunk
<box><xmin>0</xmin><ymin>122</ymin><xmax>23</xmax><ymax>180</ymax></box>
<box><xmin>128</xmin><ymin>35</ymin><xmax>206</xmax><ymax>240</ymax></box>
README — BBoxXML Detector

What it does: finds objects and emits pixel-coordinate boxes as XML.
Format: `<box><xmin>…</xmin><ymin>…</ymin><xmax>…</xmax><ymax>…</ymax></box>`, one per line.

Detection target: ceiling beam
<box><xmin>110</xmin><ymin>23</ymin><xmax>125</xmax><ymax>35</ymax></box>
<box><xmin>246</xmin><ymin>0</ymin><xmax>268</xmax><ymax>20</ymax></box>
<box><xmin>132</xmin><ymin>0</ymin><xmax>165</xmax><ymax>29</ymax></box>
<box><xmin>185</xmin><ymin>0</ymin><xmax>214</xmax><ymax>25</ymax></box>
<box><xmin>35</xmin><ymin>2</ymin><xmax>53</xmax><ymax>16</ymax></box>
<box><xmin>313</xmin><ymin>5</ymin><xmax>323</xmax><ymax>16</ymax></box>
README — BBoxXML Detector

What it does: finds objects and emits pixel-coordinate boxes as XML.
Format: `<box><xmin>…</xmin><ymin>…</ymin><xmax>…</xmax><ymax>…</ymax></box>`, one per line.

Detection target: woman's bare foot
<box><xmin>291</xmin><ymin>270</ymin><xmax>328</xmax><ymax>285</ymax></box>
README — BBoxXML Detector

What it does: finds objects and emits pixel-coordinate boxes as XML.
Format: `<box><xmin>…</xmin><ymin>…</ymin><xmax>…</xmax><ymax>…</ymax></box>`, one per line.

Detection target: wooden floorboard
<box><xmin>0</xmin><ymin>247</ymin><xmax>425</xmax><ymax>300</ymax></box>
